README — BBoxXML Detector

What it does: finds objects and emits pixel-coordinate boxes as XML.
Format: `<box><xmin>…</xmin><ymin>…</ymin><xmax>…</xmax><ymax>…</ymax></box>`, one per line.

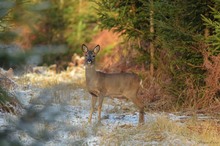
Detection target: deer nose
<box><xmin>87</xmin><ymin>60</ymin><xmax>92</xmax><ymax>64</ymax></box>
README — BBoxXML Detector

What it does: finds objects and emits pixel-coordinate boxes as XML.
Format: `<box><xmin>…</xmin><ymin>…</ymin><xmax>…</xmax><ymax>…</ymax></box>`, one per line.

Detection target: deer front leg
<box><xmin>139</xmin><ymin>108</ymin><xmax>145</xmax><ymax>124</ymax></box>
<box><xmin>98</xmin><ymin>96</ymin><xmax>104</xmax><ymax>123</ymax></box>
<box><xmin>88</xmin><ymin>95</ymin><xmax>97</xmax><ymax>123</ymax></box>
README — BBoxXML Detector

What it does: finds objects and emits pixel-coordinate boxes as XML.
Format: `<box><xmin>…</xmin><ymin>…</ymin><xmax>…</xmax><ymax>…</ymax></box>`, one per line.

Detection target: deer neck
<box><xmin>85</xmin><ymin>64</ymin><xmax>97</xmax><ymax>83</ymax></box>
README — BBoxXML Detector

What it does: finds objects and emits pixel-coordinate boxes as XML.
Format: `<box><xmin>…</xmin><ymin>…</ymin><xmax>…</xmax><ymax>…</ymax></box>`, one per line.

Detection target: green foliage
<box><xmin>96</xmin><ymin>0</ymin><xmax>218</xmax><ymax>108</ymax></box>
<box><xmin>30</xmin><ymin>0</ymin><xmax>98</xmax><ymax>54</ymax></box>
<box><xmin>0</xmin><ymin>0</ymin><xmax>99</xmax><ymax>67</ymax></box>
<box><xmin>0</xmin><ymin>86</ymin><xmax>16</xmax><ymax>108</ymax></box>
<box><xmin>31</xmin><ymin>1</ymin><xmax>66</xmax><ymax>45</ymax></box>
<box><xmin>96</xmin><ymin>0</ymin><xmax>150</xmax><ymax>39</ymax></box>
<box><xmin>0</xmin><ymin>0</ymin><xmax>54</xmax><ymax>67</ymax></box>
<box><xmin>154</xmin><ymin>0</ymin><xmax>207</xmax><ymax>98</ymax></box>
<box><xmin>202</xmin><ymin>6</ymin><xmax>220</xmax><ymax>55</ymax></box>
<box><xmin>35</xmin><ymin>0</ymin><xmax>99</xmax><ymax>65</ymax></box>
<box><xmin>151</xmin><ymin>0</ymin><xmax>218</xmax><ymax>106</ymax></box>
<box><xmin>0</xmin><ymin>86</ymin><xmax>9</xmax><ymax>104</ymax></box>
<box><xmin>64</xmin><ymin>0</ymin><xmax>98</xmax><ymax>54</ymax></box>
<box><xmin>0</xmin><ymin>0</ymin><xmax>17</xmax><ymax>42</ymax></box>
<box><xmin>0</xmin><ymin>0</ymin><xmax>51</xmax><ymax>42</ymax></box>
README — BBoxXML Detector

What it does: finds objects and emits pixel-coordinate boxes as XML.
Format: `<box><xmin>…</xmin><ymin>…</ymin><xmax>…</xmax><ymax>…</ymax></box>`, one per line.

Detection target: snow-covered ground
<box><xmin>0</xmin><ymin>67</ymin><xmax>218</xmax><ymax>146</ymax></box>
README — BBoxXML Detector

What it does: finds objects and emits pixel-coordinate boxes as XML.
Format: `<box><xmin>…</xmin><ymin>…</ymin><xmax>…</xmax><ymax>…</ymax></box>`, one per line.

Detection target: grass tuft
<box><xmin>100</xmin><ymin>116</ymin><xmax>220</xmax><ymax>145</ymax></box>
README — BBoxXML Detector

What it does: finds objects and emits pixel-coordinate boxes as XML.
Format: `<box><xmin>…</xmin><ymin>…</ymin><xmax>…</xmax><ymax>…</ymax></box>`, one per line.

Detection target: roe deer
<box><xmin>82</xmin><ymin>44</ymin><xmax>145</xmax><ymax>124</ymax></box>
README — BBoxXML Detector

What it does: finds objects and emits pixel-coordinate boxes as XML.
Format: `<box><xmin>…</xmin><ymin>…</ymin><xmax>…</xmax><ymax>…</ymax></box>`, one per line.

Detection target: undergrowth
<box><xmin>98</xmin><ymin>44</ymin><xmax>220</xmax><ymax>113</ymax></box>
<box><xmin>100</xmin><ymin>116</ymin><xmax>220</xmax><ymax>145</ymax></box>
<box><xmin>0</xmin><ymin>86</ymin><xmax>10</xmax><ymax>103</ymax></box>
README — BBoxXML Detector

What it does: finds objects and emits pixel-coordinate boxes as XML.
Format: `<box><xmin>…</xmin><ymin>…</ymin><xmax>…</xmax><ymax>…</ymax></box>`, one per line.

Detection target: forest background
<box><xmin>0</xmin><ymin>0</ymin><xmax>220</xmax><ymax>113</ymax></box>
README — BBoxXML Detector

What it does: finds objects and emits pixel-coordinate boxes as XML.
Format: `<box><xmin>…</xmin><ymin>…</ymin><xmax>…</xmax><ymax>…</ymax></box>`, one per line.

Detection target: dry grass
<box><xmin>139</xmin><ymin>72</ymin><xmax>174</xmax><ymax>112</ymax></box>
<box><xmin>100</xmin><ymin>116</ymin><xmax>220</xmax><ymax>145</ymax></box>
<box><xmin>15</xmin><ymin>67</ymin><xmax>88</xmax><ymax>106</ymax></box>
<box><xmin>16</xmin><ymin>67</ymin><xmax>85</xmax><ymax>88</ymax></box>
<box><xmin>199</xmin><ymin>52</ymin><xmax>220</xmax><ymax>109</ymax></box>
<box><xmin>11</xmin><ymin>66</ymin><xmax>220</xmax><ymax>145</ymax></box>
<box><xmin>176</xmin><ymin>52</ymin><xmax>220</xmax><ymax>112</ymax></box>
<box><xmin>186</xmin><ymin>119</ymin><xmax>220</xmax><ymax>145</ymax></box>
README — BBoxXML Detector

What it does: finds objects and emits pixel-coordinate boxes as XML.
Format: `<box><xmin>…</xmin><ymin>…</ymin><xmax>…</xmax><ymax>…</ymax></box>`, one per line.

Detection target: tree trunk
<box><xmin>149</xmin><ymin>0</ymin><xmax>155</xmax><ymax>76</ymax></box>
<box><xmin>204</xmin><ymin>0</ymin><xmax>210</xmax><ymax>38</ymax></box>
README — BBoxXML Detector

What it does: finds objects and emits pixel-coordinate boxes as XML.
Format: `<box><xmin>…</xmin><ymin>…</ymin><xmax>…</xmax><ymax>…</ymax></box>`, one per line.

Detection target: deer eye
<box><xmin>92</xmin><ymin>55</ymin><xmax>95</xmax><ymax>58</ymax></box>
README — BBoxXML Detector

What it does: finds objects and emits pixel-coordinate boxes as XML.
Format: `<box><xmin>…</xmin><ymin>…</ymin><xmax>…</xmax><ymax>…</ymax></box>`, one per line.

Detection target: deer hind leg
<box><xmin>88</xmin><ymin>95</ymin><xmax>97</xmax><ymax>123</ymax></box>
<box><xmin>98</xmin><ymin>96</ymin><xmax>104</xmax><ymax>123</ymax></box>
<box><xmin>130</xmin><ymin>96</ymin><xmax>145</xmax><ymax>124</ymax></box>
<box><xmin>139</xmin><ymin>107</ymin><xmax>145</xmax><ymax>124</ymax></box>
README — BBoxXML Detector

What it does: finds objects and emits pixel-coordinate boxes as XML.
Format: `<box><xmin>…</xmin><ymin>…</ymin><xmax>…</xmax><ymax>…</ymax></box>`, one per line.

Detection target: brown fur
<box><xmin>82</xmin><ymin>44</ymin><xmax>145</xmax><ymax>124</ymax></box>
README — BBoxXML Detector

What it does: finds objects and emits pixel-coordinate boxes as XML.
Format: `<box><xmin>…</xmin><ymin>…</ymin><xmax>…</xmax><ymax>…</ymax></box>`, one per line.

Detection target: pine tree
<box><xmin>96</xmin><ymin>0</ymin><xmax>155</xmax><ymax>73</ymax></box>
<box><xmin>95</xmin><ymin>0</ymin><xmax>218</xmax><ymax>109</ymax></box>
<box><xmin>202</xmin><ymin>3</ymin><xmax>220</xmax><ymax>55</ymax></box>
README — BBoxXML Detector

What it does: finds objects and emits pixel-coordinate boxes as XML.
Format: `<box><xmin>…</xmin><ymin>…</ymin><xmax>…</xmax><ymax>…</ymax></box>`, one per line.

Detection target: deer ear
<box><xmin>93</xmin><ymin>45</ymin><xmax>100</xmax><ymax>54</ymax></box>
<box><xmin>82</xmin><ymin>44</ymin><xmax>88</xmax><ymax>53</ymax></box>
